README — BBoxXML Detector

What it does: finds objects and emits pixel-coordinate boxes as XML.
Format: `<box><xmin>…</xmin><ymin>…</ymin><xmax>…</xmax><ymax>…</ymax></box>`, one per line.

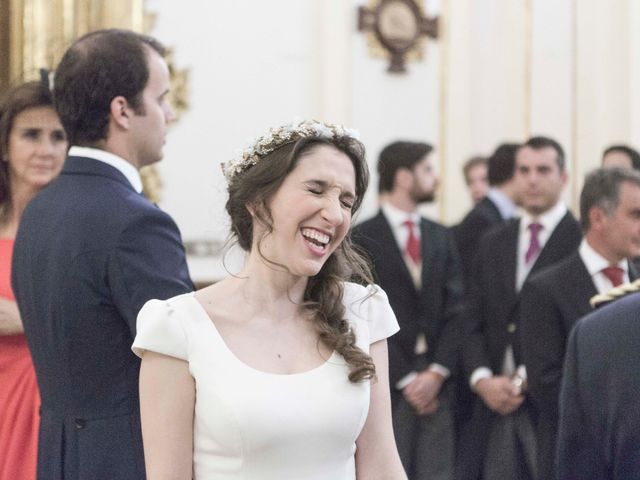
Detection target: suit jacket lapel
<box><xmin>573</xmin><ymin>254</ymin><xmax>598</xmax><ymax>306</ymax></box>
<box><xmin>374</xmin><ymin>211</ymin><xmax>416</xmax><ymax>289</ymax></box>
<box><xmin>419</xmin><ymin>218</ymin><xmax>436</xmax><ymax>293</ymax></box>
<box><xmin>502</xmin><ymin>219</ymin><xmax>520</xmax><ymax>303</ymax></box>
<box><xmin>530</xmin><ymin>212</ymin><xmax>571</xmax><ymax>276</ymax></box>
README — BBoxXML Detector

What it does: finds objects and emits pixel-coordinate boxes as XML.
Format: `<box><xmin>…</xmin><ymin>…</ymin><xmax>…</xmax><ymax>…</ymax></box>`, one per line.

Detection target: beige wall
<box><xmin>443</xmin><ymin>0</ymin><xmax>640</xmax><ymax>223</ymax></box>
<box><xmin>144</xmin><ymin>0</ymin><xmax>640</xmax><ymax>281</ymax></box>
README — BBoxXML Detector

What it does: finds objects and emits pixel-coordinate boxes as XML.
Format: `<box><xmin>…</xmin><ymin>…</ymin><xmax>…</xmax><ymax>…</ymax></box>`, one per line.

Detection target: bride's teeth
<box><xmin>302</xmin><ymin>228</ymin><xmax>330</xmax><ymax>245</ymax></box>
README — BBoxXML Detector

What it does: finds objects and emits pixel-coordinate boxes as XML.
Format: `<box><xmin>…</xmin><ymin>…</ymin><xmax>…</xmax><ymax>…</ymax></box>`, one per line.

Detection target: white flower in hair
<box><xmin>312</xmin><ymin>122</ymin><xmax>334</xmax><ymax>139</ymax></box>
<box><xmin>344</xmin><ymin>127</ymin><xmax>361</xmax><ymax>140</ymax></box>
<box><xmin>221</xmin><ymin>119</ymin><xmax>361</xmax><ymax>183</ymax></box>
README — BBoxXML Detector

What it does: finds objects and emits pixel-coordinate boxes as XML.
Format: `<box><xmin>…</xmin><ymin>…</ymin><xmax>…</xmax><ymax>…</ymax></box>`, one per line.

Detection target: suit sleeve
<box><xmin>109</xmin><ymin>206</ymin><xmax>194</xmax><ymax>336</ymax></box>
<box><xmin>453</xmin><ymin>211</ymin><xmax>491</xmax><ymax>286</ymax></box>
<box><xmin>431</xmin><ymin>229</ymin><xmax>466</xmax><ymax>372</ymax></box>
<box><xmin>556</xmin><ymin>320</ymin><xmax>603</xmax><ymax>480</ymax></box>
<box><xmin>520</xmin><ymin>278</ymin><xmax>566</xmax><ymax>421</ymax></box>
<box><xmin>461</xmin><ymin>237</ymin><xmax>492</xmax><ymax>377</ymax></box>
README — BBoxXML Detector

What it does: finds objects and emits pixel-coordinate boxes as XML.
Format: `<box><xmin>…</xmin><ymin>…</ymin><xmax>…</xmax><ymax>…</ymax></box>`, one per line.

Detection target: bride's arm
<box><xmin>355</xmin><ymin>339</ymin><xmax>407</xmax><ymax>480</ymax></box>
<box><xmin>139</xmin><ymin>351</ymin><xmax>195</xmax><ymax>480</ymax></box>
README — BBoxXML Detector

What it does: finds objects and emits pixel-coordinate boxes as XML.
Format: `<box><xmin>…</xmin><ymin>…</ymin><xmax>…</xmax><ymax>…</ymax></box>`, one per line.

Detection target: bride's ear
<box><xmin>246</xmin><ymin>201</ymin><xmax>271</xmax><ymax>232</ymax></box>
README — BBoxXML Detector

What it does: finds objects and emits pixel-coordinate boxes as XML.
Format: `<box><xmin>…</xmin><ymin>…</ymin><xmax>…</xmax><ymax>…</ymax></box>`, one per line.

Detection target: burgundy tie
<box><xmin>601</xmin><ymin>266</ymin><xmax>624</xmax><ymax>287</ymax></box>
<box><xmin>403</xmin><ymin>219</ymin><xmax>421</xmax><ymax>264</ymax></box>
<box><xmin>525</xmin><ymin>222</ymin><xmax>542</xmax><ymax>264</ymax></box>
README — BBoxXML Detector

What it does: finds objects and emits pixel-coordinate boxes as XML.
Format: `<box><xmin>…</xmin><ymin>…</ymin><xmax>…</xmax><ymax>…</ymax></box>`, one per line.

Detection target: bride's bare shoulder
<box><xmin>194</xmin><ymin>278</ymin><xmax>234</xmax><ymax>301</ymax></box>
<box><xmin>193</xmin><ymin>278</ymin><xmax>240</xmax><ymax>314</ymax></box>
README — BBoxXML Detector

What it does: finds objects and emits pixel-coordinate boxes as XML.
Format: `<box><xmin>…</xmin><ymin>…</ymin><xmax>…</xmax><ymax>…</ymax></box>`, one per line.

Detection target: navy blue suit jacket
<box><xmin>557</xmin><ymin>292</ymin><xmax>640</xmax><ymax>479</ymax></box>
<box><xmin>11</xmin><ymin>156</ymin><xmax>193</xmax><ymax>480</ymax></box>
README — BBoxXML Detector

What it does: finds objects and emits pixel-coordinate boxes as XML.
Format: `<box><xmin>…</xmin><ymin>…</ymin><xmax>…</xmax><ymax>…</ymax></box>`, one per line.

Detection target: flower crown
<box><xmin>221</xmin><ymin>119</ymin><xmax>360</xmax><ymax>183</ymax></box>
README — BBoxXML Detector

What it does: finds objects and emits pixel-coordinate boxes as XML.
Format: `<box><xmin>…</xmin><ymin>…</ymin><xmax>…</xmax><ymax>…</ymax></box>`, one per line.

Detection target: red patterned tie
<box><xmin>601</xmin><ymin>266</ymin><xmax>624</xmax><ymax>287</ymax></box>
<box><xmin>525</xmin><ymin>222</ymin><xmax>543</xmax><ymax>264</ymax></box>
<box><xmin>403</xmin><ymin>219</ymin><xmax>421</xmax><ymax>264</ymax></box>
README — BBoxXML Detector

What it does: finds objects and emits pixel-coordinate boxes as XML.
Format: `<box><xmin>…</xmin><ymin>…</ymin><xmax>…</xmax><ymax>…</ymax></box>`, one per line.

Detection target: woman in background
<box><xmin>0</xmin><ymin>81</ymin><xmax>67</xmax><ymax>480</ymax></box>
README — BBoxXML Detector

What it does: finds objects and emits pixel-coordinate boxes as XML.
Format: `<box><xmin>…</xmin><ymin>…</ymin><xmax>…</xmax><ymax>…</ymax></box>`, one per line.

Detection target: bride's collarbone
<box><xmin>216</xmin><ymin>316</ymin><xmax>331</xmax><ymax>371</ymax></box>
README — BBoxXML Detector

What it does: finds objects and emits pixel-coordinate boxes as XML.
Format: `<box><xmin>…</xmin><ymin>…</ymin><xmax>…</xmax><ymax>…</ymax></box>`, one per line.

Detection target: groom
<box><xmin>12</xmin><ymin>30</ymin><xmax>193</xmax><ymax>480</ymax></box>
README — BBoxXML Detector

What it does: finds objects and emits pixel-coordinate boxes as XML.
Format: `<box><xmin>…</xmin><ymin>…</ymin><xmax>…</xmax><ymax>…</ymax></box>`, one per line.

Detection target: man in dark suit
<box><xmin>11</xmin><ymin>30</ymin><xmax>193</xmax><ymax>480</ymax></box>
<box><xmin>451</xmin><ymin>143</ymin><xmax>520</xmax><ymax>459</ymax></box>
<box><xmin>453</xmin><ymin>143</ymin><xmax>520</xmax><ymax>287</ymax></box>
<box><xmin>353</xmin><ymin>141</ymin><xmax>464</xmax><ymax>480</ymax></box>
<box><xmin>460</xmin><ymin>137</ymin><xmax>581</xmax><ymax>480</ymax></box>
<box><xmin>557</xmin><ymin>290</ymin><xmax>640</xmax><ymax>479</ymax></box>
<box><xmin>520</xmin><ymin>167</ymin><xmax>640</xmax><ymax>480</ymax></box>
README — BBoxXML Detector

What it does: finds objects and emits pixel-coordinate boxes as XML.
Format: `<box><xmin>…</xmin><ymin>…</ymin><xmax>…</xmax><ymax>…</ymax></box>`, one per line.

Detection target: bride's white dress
<box><xmin>132</xmin><ymin>282</ymin><xmax>399</xmax><ymax>480</ymax></box>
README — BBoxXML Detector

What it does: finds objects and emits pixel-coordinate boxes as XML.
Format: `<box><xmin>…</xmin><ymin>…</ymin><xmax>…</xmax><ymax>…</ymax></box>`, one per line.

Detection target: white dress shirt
<box><xmin>579</xmin><ymin>239</ymin><xmax>630</xmax><ymax>293</ymax></box>
<box><xmin>69</xmin><ymin>146</ymin><xmax>143</xmax><ymax>194</ymax></box>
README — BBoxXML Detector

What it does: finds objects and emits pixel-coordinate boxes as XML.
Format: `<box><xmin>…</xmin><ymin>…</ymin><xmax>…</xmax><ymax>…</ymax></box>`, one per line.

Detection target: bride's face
<box><xmin>252</xmin><ymin>145</ymin><xmax>356</xmax><ymax>277</ymax></box>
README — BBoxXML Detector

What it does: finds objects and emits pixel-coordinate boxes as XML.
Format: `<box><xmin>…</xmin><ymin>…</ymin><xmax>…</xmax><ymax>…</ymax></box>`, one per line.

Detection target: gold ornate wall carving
<box><xmin>0</xmin><ymin>0</ymin><xmax>188</xmax><ymax>202</ymax></box>
<box><xmin>1</xmin><ymin>0</ymin><xmax>146</xmax><ymax>89</ymax></box>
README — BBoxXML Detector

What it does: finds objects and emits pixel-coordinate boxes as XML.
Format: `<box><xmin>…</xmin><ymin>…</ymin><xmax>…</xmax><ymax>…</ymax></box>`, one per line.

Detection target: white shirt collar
<box><xmin>68</xmin><ymin>146</ymin><xmax>143</xmax><ymax>194</ymax></box>
<box><xmin>579</xmin><ymin>238</ymin><xmax>628</xmax><ymax>277</ymax></box>
<box><xmin>486</xmin><ymin>188</ymin><xmax>517</xmax><ymax>220</ymax></box>
<box><xmin>381</xmin><ymin>202</ymin><xmax>420</xmax><ymax>228</ymax></box>
<box><xmin>520</xmin><ymin>201</ymin><xmax>567</xmax><ymax>234</ymax></box>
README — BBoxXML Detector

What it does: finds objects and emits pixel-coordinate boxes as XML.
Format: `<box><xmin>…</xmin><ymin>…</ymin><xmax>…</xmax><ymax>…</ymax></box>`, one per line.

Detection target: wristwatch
<box><xmin>511</xmin><ymin>374</ymin><xmax>524</xmax><ymax>395</ymax></box>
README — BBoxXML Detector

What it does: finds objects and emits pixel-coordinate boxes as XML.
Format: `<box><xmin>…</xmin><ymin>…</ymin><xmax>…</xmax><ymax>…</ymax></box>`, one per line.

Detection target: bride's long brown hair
<box><xmin>225</xmin><ymin>135</ymin><xmax>376</xmax><ymax>382</ymax></box>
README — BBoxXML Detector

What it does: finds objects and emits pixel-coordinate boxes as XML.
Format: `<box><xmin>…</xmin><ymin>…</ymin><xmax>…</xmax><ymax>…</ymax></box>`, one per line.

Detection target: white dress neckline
<box><xmin>132</xmin><ymin>282</ymin><xmax>400</xmax><ymax>479</ymax></box>
<box><xmin>187</xmin><ymin>292</ymin><xmax>338</xmax><ymax>377</ymax></box>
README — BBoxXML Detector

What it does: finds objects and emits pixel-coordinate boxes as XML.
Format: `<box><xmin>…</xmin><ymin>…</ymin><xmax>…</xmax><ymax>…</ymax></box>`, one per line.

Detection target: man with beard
<box><xmin>353</xmin><ymin>141</ymin><xmax>465</xmax><ymax>480</ymax></box>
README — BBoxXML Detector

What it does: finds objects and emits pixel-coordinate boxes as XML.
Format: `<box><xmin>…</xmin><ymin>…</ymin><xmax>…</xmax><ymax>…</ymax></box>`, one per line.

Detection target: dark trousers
<box><xmin>455</xmin><ymin>400</ymin><xmax>537</xmax><ymax>480</ymax></box>
<box><xmin>483</xmin><ymin>405</ymin><xmax>537</xmax><ymax>480</ymax></box>
<box><xmin>392</xmin><ymin>382</ymin><xmax>455</xmax><ymax>480</ymax></box>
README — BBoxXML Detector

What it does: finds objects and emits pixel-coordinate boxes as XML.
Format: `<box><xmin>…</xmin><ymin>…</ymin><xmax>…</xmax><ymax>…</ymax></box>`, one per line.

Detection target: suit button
<box><xmin>507</xmin><ymin>323</ymin><xmax>516</xmax><ymax>333</ymax></box>
<box><xmin>74</xmin><ymin>418</ymin><xmax>86</xmax><ymax>429</ymax></box>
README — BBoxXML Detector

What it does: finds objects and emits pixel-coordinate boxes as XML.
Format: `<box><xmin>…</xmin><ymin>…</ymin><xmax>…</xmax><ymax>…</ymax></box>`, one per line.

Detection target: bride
<box><xmin>133</xmin><ymin>120</ymin><xmax>407</xmax><ymax>479</ymax></box>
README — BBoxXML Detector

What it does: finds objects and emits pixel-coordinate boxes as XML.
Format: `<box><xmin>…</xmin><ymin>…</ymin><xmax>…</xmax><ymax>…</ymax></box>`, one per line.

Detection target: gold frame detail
<box><xmin>0</xmin><ymin>0</ymin><xmax>190</xmax><ymax>203</ymax></box>
<box><xmin>437</xmin><ymin>0</ymin><xmax>449</xmax><ymax>222</ymax></box>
